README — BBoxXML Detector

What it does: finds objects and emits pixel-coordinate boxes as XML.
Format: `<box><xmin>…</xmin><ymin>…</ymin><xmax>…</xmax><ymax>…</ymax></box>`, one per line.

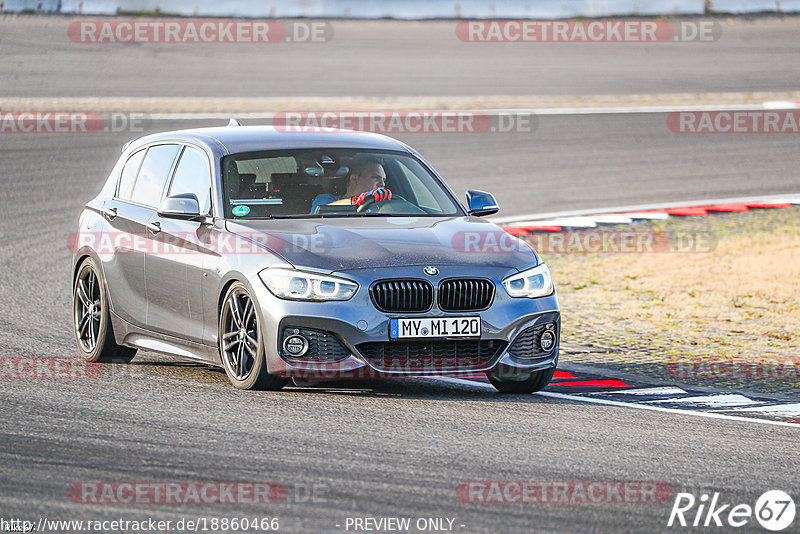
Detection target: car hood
<box><xmin>225</xmin><ymin>216</ymin><xmax>538</xmax><ymax>273</ymax></box>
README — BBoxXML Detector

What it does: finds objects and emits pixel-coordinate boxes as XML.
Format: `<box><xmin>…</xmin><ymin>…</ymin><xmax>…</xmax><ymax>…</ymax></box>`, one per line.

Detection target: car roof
<box><xmin>127</xmin><ymin>125</ymin><xmax>411</xmax><ymax>155</ymax></box>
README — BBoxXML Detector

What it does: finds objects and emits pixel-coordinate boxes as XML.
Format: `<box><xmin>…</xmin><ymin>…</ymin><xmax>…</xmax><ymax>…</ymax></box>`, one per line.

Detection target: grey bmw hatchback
<box><xmin>71</xmin><ymin>124</ymin><xmax>560</xmax><ymax>393</ymax></box>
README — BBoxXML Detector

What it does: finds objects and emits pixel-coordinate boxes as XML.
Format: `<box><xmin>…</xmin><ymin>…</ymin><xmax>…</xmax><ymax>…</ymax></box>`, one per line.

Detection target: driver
<box><xmin>311</xmin><ymin>155</ymin><xmax>392</xmax><ymax>212</ymax></box>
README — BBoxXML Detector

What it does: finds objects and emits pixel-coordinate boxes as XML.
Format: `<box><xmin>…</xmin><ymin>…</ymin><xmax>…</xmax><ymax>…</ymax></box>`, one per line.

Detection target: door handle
<box><xmin>146</xmin><ymin>221</ymin><xmax>161</xmax><ymax>235</ymax></box>
<box><xmin>103</xmin><ymin>207</ymin><xmax>118</xmax><ymax>221</ymax></box>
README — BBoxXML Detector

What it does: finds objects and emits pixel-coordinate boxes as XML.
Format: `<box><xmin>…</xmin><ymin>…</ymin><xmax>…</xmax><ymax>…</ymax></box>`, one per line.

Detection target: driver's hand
<box><xmin>351</xmin><ymin>187</ymin><xmax>392</xmax><ymax>206</ymax></box>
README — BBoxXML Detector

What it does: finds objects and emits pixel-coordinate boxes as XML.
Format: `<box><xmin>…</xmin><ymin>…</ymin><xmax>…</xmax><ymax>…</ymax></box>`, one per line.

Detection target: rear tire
<box><xmin>486</xmin><ymin>363</ymin><xmax>556</xmax><ymax>394</ymax></box>
<box><xmin>73</xmin><ymin>257</ymin><xmax>136</xmax><ymax>363</ymax></box>
<box><xmin>218</xmin><ymin>282</ymin><xmax>287</xmax><ymax>391</ymax></box>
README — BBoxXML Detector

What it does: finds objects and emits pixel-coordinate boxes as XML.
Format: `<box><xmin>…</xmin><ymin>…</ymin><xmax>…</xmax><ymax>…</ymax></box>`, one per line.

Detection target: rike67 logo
<box><xmin>668</xmin><ymin>490</ymin><xmax>795</xmax><ymax>531</ymax></box>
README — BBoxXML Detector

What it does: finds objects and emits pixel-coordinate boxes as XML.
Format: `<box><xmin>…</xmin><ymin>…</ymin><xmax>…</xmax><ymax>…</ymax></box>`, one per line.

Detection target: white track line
<box><xmin>491</xmin><ymin>193</ymin><xmax>800</xmax><ymax>224</ymax></box>
<box><xmin>507</xmin><ymin>217</ymin><xmax>598</xmax><ymax>228</ymax></box>
<box><xmin>428</xmin><ymin>377</ymin><xmax>800</xmax><ymax>429</ymax></box>
<box><xmin>485</xmin><ymin>103</ymin><xmax>800</xmax><ymax>115</ymax></box>
<box><xmin>620</xmin><ymin>212</ymin><xmax>671</xmax><ymax>220</ymax></box>
<box><xmin>728</xmin><ymin>403</ymin><xmax>800</xmax><ymax>418</ymax></box>
<box><xmin>584</xmin><ymin>214</ymin><xmax>634</xmax><ymax>224</ymax></box>
<box><xmin>764</xmin><ymin>101</ymin><xmax>800</xmax><ymax>109</ymax></box>
<box><xmin>504</xmin><ymin>220</ymin><xmax>566</xmax><ymax>228</ymax></box>
<box><xmin>559</xmin><ymin>346</ymin><xmax>592</xmax><ymax>354</ymax></box>
<box><xmin>587</xmin><ymin>386</ymin><xmax>687</xmax><ymax>396</ymax></box>
<box><xmin>647</xmin><ymin>394</ymin><xmax>761</xmax><ymax>408</ymax></box>
<box><xmin>144</xmin><ymin>102</ymin><xmax>800</xmax><ymax>121</ymax></box>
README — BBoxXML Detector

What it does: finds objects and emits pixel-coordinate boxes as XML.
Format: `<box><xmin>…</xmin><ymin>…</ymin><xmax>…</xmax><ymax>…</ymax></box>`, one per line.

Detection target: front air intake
<box><xmin>437</xmin><ymin>278</ymin><xmax>495</xmax><ymax>311</ymax></box>
<box><xmin>370</xmin><ymin>280</ymin><xmax>434</xmax><ymax>313</ymax></box>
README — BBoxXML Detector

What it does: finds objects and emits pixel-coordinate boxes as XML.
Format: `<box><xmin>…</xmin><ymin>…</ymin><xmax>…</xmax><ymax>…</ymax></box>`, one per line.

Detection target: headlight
<box><xmin>503</xmin><ymin>264</ymin><xmax>554</xmax><ymax>298</ymax></box>
<box><xmin>259</xmin><ymin>268</ymin><xmax>359</xmax><ymax>301</ymax></box>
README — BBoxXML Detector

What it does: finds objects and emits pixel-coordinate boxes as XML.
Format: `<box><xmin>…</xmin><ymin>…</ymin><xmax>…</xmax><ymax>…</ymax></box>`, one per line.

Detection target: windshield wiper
<box><xmin>263</xmin><ymin>214</ymin><xmax>323</xmax><ymax>219</ymax></box>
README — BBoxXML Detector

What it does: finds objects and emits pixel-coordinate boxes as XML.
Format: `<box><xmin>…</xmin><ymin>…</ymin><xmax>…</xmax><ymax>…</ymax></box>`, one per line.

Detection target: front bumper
<box><xmin>250</xmin><ymin>265</ymin><xmax>560</xmax><ymax>379</ymax></box>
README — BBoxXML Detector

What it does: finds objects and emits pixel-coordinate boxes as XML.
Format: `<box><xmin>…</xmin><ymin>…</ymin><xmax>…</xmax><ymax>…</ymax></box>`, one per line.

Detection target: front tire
<box><xmin>486</xmin><ymin>363</ymin><xmax>556</xmax><ymax>394</ymax></box>
<box><xmin>218</xmin><ymin>282</ymin><xmax>287</xmax><ymax>391</ymax></box>
<box><xmin>73</xmin><ymin>257</ymin><xmax>136</xmax><ymax>363</ymax></box>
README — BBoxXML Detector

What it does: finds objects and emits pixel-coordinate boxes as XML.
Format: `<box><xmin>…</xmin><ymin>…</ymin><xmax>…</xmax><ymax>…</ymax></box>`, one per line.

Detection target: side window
<box><xmin>168</xmin><ymin>146</ymin><xmax>212</xmax><ymax>215</ymax></box>
<box><xmin>116</xmin><ymin>149</ymin><xmax>146</xmax><ymax>200</ymax></box>
<box><xmin>130</xmin><ymin>144</ymin><xmax>181</xmax><ymax>207</ymax></box>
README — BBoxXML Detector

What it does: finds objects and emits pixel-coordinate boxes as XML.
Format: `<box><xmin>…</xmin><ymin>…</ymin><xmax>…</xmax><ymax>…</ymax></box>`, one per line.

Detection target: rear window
<box><xmin>116</xmin><ymin>149</ymin><xmax>146</xmax><ymax>200</ymax></box>
<box><xmin>130</xmin><ymin>144</ymin><xmax>181</xmax><ymax>207</ymax></box>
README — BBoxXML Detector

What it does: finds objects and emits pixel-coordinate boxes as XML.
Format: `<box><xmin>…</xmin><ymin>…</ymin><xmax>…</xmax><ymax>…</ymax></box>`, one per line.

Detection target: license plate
<box><xmin>389</xmin><ymin>317</ymin><xmax>481</xmax><ymax>339</ymax></box>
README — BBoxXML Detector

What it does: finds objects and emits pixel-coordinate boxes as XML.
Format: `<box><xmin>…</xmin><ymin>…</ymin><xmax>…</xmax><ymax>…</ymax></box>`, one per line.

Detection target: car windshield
<box><xmin>221</xmin><ymin>149</ymin><xmax>462</xmax><ymax>219</ymax></box>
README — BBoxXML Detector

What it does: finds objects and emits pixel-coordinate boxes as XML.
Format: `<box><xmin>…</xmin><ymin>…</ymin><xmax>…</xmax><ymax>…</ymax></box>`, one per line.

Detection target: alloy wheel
<box><xmin>74</xmin><ymin>266</ymin><xmax>102</xmax><ymax>353</ymax></box>
<box><xmin>220</xmin><ymin>288</ymin><xmax>259</xmax><ymax>381</ymax></box>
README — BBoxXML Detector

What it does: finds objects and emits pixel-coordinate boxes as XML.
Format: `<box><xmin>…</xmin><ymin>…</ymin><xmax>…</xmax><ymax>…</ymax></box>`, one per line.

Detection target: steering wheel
<box><xmin>356</xmin><ymin>194</ymin><xmax>406</xmax><ymax>213</ymax></box>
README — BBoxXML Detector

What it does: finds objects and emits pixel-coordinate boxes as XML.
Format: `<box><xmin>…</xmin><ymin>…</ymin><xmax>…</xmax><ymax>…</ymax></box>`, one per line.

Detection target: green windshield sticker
<box><xmin>232</xmin><ymin>205</ymin><xmax>250</xmax><ymax>217</ymax></box>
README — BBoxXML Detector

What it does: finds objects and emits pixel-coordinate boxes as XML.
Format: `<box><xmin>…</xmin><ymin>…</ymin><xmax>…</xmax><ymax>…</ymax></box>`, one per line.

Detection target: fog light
<box><xmin>539</xmin><ymin>330</ymin><xmax>555</xmax><ymax>352</ymax></box>
<box><xmin>283</xmin><ymin>332</ymin><xmax>309</xmax><ymax>357</ymax></box>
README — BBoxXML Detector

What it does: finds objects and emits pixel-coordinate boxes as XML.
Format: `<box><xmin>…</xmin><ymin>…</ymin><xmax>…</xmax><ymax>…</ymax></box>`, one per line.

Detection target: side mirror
<box><xmin>157</xmin><ymin>193</ymin><xmax>206</xmax><ymax>221</ymax></box>
<box><xmin>466</xmin><ymin>190</ymin><xmax>499</xmax><ymax>217</ymax></box>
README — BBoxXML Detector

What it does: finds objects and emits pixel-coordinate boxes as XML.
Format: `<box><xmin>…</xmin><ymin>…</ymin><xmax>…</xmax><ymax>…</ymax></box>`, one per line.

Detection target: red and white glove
<box><xmin>351</xmin><ymin>187</ymin><xmax>392</xmax><ymax>206</ymax></box>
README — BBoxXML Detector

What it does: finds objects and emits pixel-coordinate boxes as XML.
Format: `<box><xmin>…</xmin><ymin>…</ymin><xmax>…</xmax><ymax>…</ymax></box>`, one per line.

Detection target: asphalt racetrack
<box><xmin>1</xmin><ymin>15</ymin><xmax>799</xmax><ymax>534</ymax></box>
<box><xmin>1</xmin><ymin>17</ymin><xmax>799</xmax><ymax>97</ymax></box>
